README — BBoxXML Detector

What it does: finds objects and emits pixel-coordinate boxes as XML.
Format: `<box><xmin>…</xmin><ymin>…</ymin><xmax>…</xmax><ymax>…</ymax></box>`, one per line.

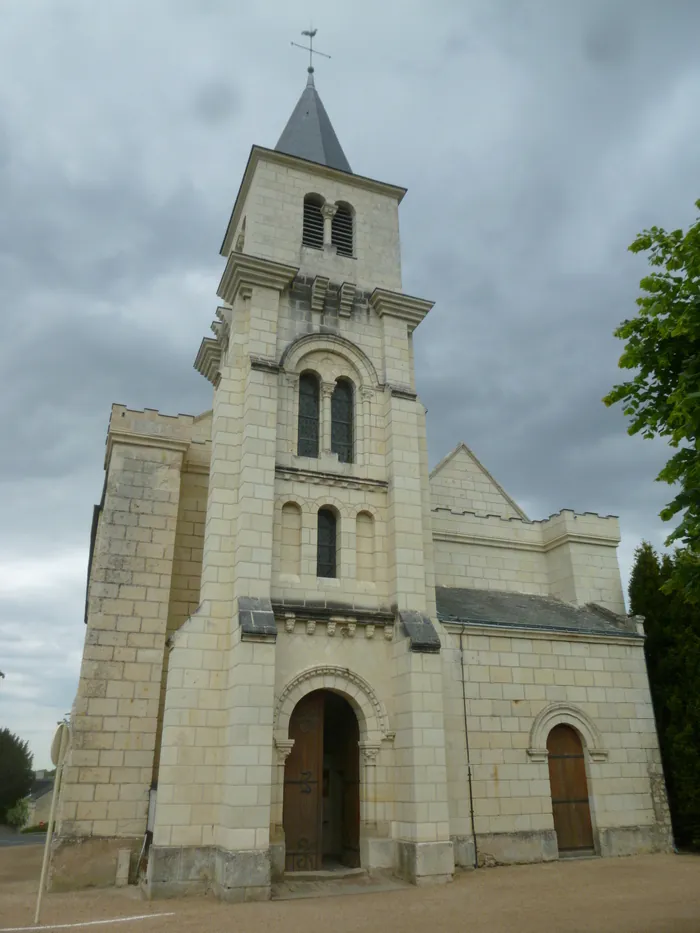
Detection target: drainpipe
<box><xmin>460</xmin><ymin>631</ymin><xmax>478</xmax><ymax>869</ymax></box>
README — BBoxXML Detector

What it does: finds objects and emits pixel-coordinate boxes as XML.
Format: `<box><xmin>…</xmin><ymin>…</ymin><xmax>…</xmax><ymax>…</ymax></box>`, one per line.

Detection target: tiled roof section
<box><xmin>275</xmin><ymin>73</ymin><xmax>352</xmax><ymax>174</ymax></box>
<box><xmin>435</xmin><ymin>586</ymin><xmax>639</xmax><ymax>638</ymax></box>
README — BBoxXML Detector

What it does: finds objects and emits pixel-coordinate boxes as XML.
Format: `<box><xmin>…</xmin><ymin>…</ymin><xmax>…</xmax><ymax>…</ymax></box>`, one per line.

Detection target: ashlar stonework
<box><xmin>53</xmin><ymin>74</ymin><xmax>673</xmax><ymax>899</ymax></box>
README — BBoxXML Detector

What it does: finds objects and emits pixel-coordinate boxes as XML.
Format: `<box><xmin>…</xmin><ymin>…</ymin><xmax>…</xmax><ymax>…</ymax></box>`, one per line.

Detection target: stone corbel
<box><xmin>339</xmin><ymin>282</ymin><xmax>356</xmax><ymax>318</ymax></box>
<box><xmin>311</xmin><ymin>275</ymin><xmax>330</xmax><ymax>315</ymax></box>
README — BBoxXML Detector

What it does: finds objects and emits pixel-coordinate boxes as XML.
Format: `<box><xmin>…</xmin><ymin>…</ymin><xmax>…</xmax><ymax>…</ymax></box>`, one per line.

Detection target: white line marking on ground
<box><xmin>0</xmin><ymin>913</ymin><xmax>176</xmax><ymax>932</ymax></box>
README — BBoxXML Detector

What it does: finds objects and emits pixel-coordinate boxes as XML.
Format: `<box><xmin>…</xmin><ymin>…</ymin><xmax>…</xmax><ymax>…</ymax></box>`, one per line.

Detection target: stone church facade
<box><xmin>54</xmin><ymin>72</ymin><xmax>672</xmax><ymax>899</ymax></box>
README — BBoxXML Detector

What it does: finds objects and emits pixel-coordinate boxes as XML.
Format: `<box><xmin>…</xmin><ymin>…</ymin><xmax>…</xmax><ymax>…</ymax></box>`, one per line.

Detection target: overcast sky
<box><xmin>1</xmin><ymin>0</ymin><xmax>698</xmax><ymax>769</ymax></box>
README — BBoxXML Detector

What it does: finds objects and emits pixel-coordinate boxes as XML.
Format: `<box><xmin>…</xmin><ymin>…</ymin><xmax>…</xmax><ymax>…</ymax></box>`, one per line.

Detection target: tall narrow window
<box><xmin>331</xmin><ymin>202</ymin><xmax>354</xmax><ymax>257</ymax></box>
<box><xmin>298</xmin><ymin>372</ymin><xmax>320</xmax><ymax>458</ymax></box>
<box><xmin>280</xmin><ymin>502</ymin><xmax>302</xmax><ymax>576</ymax></box>
<box><xmin>303</xmin><ymin>194</ymin><xmax>324</xmax><ymax>249</ymax></box>
<box><xmin>317</xmin><ymin>508</ymin><xmax>337</xmax><ymax>578</ymax></box>
<box><xmin>356</xmin><ymin>512</ymin><xmax>375</xmax><ymax>582</ymax></box>
<box><xmin>331</xmin><ymin>379</ymin><xmax>354</xmax><ymax>464</ymax></box>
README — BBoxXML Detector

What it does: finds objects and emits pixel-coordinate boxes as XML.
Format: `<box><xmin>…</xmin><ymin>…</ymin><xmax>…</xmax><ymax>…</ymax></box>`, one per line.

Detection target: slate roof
<box><xmin>275</xmin><ymin>72</ymin><xmax>352</xmax><ymax>174</ymax></box>
<box><xmin>435</xmin><ymin>586</ymin><xmax>640</xmax><ymax>638</ymax></box>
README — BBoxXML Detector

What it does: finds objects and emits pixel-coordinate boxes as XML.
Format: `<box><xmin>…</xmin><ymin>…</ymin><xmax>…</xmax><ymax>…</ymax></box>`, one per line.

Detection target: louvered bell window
<box><xmin>297</xmin><ymin>372</ymin><xmax>320</xmax><ymax>458</ymax></box>
<box><xmin>331</xmin><ymin>203</ymin><xmax>354</xmax><ymax>257</ymax></box>
<box><xmin>303</xmin><ymin>195</ymin><xmax>324</xmax><ymax>250</ymax></box>
<box><xmin>317</xmin><ymin>508</ymin><xmax>337</xmax><ymax>578</ymax></box>
<box><xmin>331</xmin><ymin>379</ymin><xmax>354</xmax><ymax>464</ymax></box>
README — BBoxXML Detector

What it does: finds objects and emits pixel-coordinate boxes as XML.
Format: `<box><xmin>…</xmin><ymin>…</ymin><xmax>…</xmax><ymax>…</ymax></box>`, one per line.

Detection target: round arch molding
<box><xmin>280</xmin><ymin>333</ymin><xmax>380</xmax><ymax>389</ymax></box>
<box><xmin>274</xmin><ymin>665</ymin><xmax>390</xmax><ymax>746</ymax></box>
<box><xmin>527</xmin><ymin>702</ymin><xmax>608</xmax><ymax>762</ymax></box>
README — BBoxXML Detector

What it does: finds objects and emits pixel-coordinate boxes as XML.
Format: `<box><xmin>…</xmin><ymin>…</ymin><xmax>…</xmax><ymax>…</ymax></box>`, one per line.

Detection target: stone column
<box><xmin>270</xmin><ymin>740</ymin><xmax>294</xmax><ymax>880</ymax></box>
<box><xmin>321</xmin><ymin>381</ymin><xmax>334</xmax><ymax>455</ymax></box>
<box><xmin>359</xmin><ymin>743</ymin><xmax>380</xmax><ymax>827</ymax></box>
<box><xmin>359</xmin><ymin>386</ymin><xmax>373</xmax><ymax>467</ymax></box>
<box><xmin>320</xmin><ymin>202</ymin><xmax>337</xmax><ymax>248</ymax></box>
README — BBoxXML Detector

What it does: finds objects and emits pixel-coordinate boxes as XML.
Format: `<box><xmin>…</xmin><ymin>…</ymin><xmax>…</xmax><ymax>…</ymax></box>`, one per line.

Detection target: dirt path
<box><xmin>1</xmin><ymin>848</ymin><xmax>699</xmax><ymax>933</ymax></box>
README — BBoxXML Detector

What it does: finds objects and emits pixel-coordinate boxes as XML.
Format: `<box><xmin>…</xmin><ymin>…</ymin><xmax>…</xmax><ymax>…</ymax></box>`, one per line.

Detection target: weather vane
<box><xmin>291</xmin><ymin>27</ymin><xmax>331</xmax><ymax>74</ymax></box>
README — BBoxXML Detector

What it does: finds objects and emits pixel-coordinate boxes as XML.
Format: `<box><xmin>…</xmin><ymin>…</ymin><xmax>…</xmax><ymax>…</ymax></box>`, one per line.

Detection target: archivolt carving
<box><xmin>274</xmin><ymin>665</ymin><xmax>390</xmax><ymax>742</ymax></box>
<box><xmin>280</xmin><ymin>333</ymin><xmax>379</xmax><ymax>388</ymax></box>
<box><xmin>527</xmin><ymin>702</ymin><xmax>608</xmax><ymax>762</ymax></box>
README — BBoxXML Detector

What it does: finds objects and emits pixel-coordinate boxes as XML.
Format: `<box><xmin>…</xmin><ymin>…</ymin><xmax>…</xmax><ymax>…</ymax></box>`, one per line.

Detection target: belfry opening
<box><xmin>283</xmin><ymin>690</ymin><xmax>360</xmax><ymax>872</ymax></box>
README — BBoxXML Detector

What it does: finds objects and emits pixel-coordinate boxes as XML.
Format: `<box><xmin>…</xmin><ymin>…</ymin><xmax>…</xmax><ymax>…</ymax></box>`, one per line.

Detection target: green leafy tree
<box><xmin>5</xmin><ymin>798</ymin><xmax>29</xmax><ymax>829</ymax></box>
<box><xmin>603</xmin><ymin>200</ymin><xmax>700</xmax><ymax>602</ymax></box>
<box><xmin>0</xmin><ymin>728</ymin><xmax>33</xmax><ymax>823</ymax></box>
<box><xmin>628</xmin><ymin>543</ymin><xmax>700</xmax><ymax>847</ymax></box>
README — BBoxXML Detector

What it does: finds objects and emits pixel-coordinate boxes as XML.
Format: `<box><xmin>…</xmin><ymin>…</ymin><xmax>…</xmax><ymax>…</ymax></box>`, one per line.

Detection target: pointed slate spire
<box><xmin>275</xmin><ymin>69</ymin><xmax>352</xmax><ymax>174</ymax></box>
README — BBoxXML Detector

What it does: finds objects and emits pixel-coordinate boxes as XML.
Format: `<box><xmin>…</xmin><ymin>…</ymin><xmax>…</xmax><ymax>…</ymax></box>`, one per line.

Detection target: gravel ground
<box><xmin>2</xmin><ymin>847</ymin><xmax>699</xmax><ymax>933</ymax></box>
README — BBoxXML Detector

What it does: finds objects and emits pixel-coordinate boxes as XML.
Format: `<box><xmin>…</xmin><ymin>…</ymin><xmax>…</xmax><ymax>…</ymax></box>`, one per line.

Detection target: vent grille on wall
<box><xmin>303</xmin><ymin>199</ymin><xmax>324</xmax><ymax>249</ymax></box>
<box><xmin>332</xmin><ymin>204</ymin><xmax>353</xmax><ymax>257</ymax></box>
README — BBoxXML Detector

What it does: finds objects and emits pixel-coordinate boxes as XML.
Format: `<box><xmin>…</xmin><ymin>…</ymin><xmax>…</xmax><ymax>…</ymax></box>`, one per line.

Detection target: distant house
<box><xmin>26</xmin><ymin>771</ymin><xmax>54</xmax><ymax>827</ymax></box>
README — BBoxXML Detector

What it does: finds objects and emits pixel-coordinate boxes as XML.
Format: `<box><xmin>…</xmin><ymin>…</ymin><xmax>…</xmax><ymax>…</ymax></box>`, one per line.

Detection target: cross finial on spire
<box><xmin>291</xmin><ymin>26</ymin><xmax>331</xmax><ymax>82</ymax></box>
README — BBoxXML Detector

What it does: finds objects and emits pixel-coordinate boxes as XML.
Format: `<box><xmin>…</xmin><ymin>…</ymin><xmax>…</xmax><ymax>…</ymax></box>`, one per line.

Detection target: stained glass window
<box><xmin>331</xmin><ymin>379</ymin><xmax>354</xmax><ymax>464</ymax></box>
<box><xmin>317</xmin><ymin>508</ymin><xmax>337</xmax><ymax>578</ymax></box>
<box><xmin>298</xmin><ymin>372</ymin><xmax>320</xmax><ymax>458</ymax></box>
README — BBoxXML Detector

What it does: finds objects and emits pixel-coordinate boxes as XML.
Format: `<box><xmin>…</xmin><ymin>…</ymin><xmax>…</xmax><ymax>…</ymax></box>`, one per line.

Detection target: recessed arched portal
<box><xmin>283</xmin><ymin>690</ymin><xmax>360</xmax><ymax>872</ymax></box>
<box><xmin>547</xmin><ymin>724</ymin><xmax>594</xmax><ymax>853</ymax></box>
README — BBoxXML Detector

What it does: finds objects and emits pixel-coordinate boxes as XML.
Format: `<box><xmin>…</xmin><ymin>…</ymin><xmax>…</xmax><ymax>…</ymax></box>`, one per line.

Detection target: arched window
<box><xmin>331</xmin><ymin>202</ymin><xmax>354</xmax><ymax>257</ymax></box>
<box><xmin>297</xmin><ymin>372</ymin><xmax>320</xmax><ymax>458</ymax></box>
<box><xmin>317</xmin><ymin>508</ymin><xmax>337</xmax><ymax>578</ymax></box>
<box><xmin>303</xmin><ymin>194</ymin><xmax>324</xmax><ymax>249</ymax></box>
<box><xmin>356</xmin><ymin>512</ymin><xmax>374</xmax><ymax>582</ymax></box>
<box><xmin>331</xmin><ymin>379</ymin><xmax>354</xmax><ymax>464</ymax></box>
<box><xmin>280</xmin><ymin>502</ymin><xmax>302</xmax><ymax>576</ymax></box>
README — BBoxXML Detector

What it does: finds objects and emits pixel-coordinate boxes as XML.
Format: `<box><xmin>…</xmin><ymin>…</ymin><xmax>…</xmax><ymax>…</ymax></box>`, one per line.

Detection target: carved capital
<box><xmin>321</xmin><ymin>381</ymin><xmax>335</xmax><ymax>400</ymax></box>
<box><xmin>359</xmin><ymin>743</ymin><xmax>380</xmax><ymax>763</ymax></box>
<box><xmin>320</xmin><ymin>202</ymin><xmax>338</xmax><ymax>219</ymax></box>
<box><xmin>274</xmin><ymin>739</ymin><xmax>295</xmax><ymax>764</ymax></box>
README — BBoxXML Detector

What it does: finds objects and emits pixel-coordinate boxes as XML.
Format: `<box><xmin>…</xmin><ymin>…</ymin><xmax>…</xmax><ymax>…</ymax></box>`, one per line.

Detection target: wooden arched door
<box><xmin>547</xmin><ymin>724</ymin><xmax>594</xmax><ymax>853</ymax></box>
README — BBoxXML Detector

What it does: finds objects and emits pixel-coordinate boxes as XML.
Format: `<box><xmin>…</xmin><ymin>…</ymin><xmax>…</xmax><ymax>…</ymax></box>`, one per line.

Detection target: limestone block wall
<box><xmin>431</xmin><ymin>509</ymin><xmax>625</xmax><ymax>613</ymax></box>
<box><xmin>58</xmin><ymin>440</ymin><xmax>184</xmax><ymax>841</ymax></box>
<box><xmin>53</xmin><ymin>406</ymin><xmax>211</xmax><ymax>889</ymax></box>
<box><xmin>440</xmin><ymin>623</ymin><xmax>672</xmax><ymax>866</ymax></box>
<box><xmin>234</xmin><ymin>153</ymin><xmax>403</xmax><ymax>292</ymax></box>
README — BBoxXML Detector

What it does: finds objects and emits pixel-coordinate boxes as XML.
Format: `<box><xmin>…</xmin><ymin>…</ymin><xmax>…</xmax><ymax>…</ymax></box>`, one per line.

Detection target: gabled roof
<box><xmin>430</xmin><ymin>442</ymin><xmax>529</xmax><ymax>521</ymax></box>
<box><xmin>275</xmin><ymin>71</ymin><xmax>352</xmax><ymax>174</ymax></box>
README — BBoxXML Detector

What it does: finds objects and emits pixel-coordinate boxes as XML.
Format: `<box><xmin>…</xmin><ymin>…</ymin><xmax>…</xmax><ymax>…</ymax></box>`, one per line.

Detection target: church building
<box><xmin>53</xmin><ymin>68</ymin><xmax>673</xmax><ymax>900</ymax></box>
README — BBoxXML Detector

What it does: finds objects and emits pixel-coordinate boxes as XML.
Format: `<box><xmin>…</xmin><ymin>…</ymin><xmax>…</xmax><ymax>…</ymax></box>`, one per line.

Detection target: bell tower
<box><xmin>146</xmin><ymin>67</ymin><xmax>454</xmax><ymax>899</ymax></box>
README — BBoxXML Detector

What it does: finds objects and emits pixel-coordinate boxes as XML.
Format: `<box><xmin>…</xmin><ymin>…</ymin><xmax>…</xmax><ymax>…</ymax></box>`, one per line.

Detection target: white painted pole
<box><xmin>34</xmin><ymin>724</ymin><xmax>69</xmax><ymax>926</ymax></box>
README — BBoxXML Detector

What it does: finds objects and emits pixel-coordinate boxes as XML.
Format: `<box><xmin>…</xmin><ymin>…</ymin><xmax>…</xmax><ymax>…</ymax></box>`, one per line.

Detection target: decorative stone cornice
<box><xmin>369</xmin><ymin>287</ymin><xmax>434</xmax><ymax>330</ymax></box>
<box><xmin>250</xmin><ymin>355</ymin><xmax>280</xmax><ymax>374</ymax></box>
<box><xmin>105</xmin><ymin>429</ymin><xmax>188</xmax><ymax>469</ymax></box>
<box><xmin>194</xmin><ymin>337</ymin><xmax>222</xmax><ymax>386</ymax></box>
<box><xmin>275</xmin><ymin>464</ymin><xmax>388</xmax><ymax>492</ymax></box>
<box><xmin>216</xmin><ymin>252</ymin><xmax>298</xmax><ymax>306</ymax></box>
<box><xmin>386</xmin><ymin>383</ymin><xmax>417</xmax><ymax>401</ymax></box>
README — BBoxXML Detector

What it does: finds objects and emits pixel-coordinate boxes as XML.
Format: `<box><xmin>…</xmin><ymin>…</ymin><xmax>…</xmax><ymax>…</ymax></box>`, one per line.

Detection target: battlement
<box><xmin>105</xmin><ymin>404</ymin><xmax>212</xmax><ymax>469</ymax></box>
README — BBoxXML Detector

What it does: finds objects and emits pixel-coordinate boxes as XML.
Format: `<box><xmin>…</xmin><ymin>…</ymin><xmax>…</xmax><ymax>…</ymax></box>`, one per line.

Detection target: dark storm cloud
<box><xmin>0</xmin><ymin>0</ymin><xmax>698</xmax><ymax>764</ymax></box>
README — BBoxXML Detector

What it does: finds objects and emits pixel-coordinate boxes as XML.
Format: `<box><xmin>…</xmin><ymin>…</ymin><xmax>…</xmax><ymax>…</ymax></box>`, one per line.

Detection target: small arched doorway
<box><xmin>547</xmin><ymin>724</ymin><xmax>594</xmax><ymax>853</ymax></box>
<box><xmin>283</xmin><ymin>690</ymin><xmax>360</xmax><ymax>872</ymax></box>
